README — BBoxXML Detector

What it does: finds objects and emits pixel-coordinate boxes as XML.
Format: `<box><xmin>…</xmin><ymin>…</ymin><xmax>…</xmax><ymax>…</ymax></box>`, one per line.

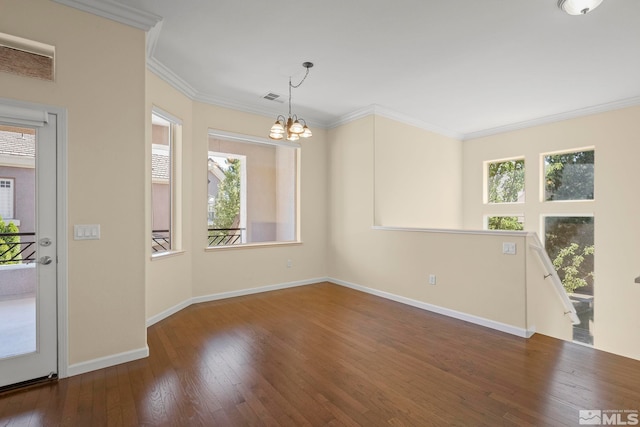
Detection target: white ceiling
<box><xmin>111</xmin><ymin>0</ymin><xmax>640</xmax><ymax>139</ymax></box>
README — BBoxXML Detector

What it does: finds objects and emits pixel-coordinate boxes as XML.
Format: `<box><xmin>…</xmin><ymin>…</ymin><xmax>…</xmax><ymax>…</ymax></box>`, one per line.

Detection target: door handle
<box><xmin>38</xmin><ymin>256</ymin><xmax>53</xmax><ymax>265</ymax></box>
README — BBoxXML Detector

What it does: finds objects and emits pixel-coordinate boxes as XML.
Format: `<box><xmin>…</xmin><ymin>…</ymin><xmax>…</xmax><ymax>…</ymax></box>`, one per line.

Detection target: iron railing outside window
<box><xmin>151</xmin><ymin>228</ymin><xmax>245</xmax><ymax>251</ymax></box>
<box><xmin>0</xmin><ymin>232</ymin><xmax>36</xmax><ymax>265</ymax></box>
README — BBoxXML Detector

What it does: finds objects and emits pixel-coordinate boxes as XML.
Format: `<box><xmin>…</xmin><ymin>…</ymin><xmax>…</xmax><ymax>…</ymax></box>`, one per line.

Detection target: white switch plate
<box><xmin>74</xmin><ymin>224</ymin><xmax>101</xmax><ymax>240</ymax></box>
<box><xmin>429</xmin><ymin>274</ymin><xmax>437</xmax><ymax>285</ymax></box>
<box><xmin>502</xmin><ymin>242</ymin><xmax>517</xmax><ymax>255</ymax></box>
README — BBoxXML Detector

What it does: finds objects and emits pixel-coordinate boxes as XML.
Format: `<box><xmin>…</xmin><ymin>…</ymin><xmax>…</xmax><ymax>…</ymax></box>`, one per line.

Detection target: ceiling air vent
<box><xmin>263</xmin><ymin>92</ymin><xmax>283</xmax><ymax>103</ymax></box>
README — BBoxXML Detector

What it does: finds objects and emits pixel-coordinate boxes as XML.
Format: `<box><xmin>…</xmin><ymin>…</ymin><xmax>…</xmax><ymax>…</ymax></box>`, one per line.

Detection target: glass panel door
<box><xmin>0</xmin><ymin>109</ymin><xmax>57</xmax><ymax>388</ymax></box>
<box><xmin>0</xmin><ymin>125</ymin><xmax>36</xmax><ymax>359</ymax></box>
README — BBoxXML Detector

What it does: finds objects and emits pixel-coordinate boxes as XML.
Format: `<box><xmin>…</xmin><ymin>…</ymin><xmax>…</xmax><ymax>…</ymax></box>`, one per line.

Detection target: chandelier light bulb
<box><xmin>270</xmin><ymin>120</ymin><xmax>285</xmax><ymax>134</ymax></box>
<box><xmin>290</xmin><ymin>120</ymin><xmax>304</xmax><ymax>134</ymax></box>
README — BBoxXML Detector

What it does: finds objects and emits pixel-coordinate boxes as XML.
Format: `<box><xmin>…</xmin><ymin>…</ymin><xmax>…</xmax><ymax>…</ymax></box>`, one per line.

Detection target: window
<box><xmin>484</xmin><ymin>158</ymin><xmax>525</xmax><ymax>231</ymax></box>
<box><xmin>486</xmin><ymin>215</ymin><xmax>524</xmax><ymax>231</ymax></box>
<box><xmin>544</xmin><ymin>216</ymin><xmax>594</xmax><ymax>345</ymax></box>
<box><xmin>0</xmin><ymin>178</ymin><xmax>14</xmax><ymax>219</ymax></box>
<box><xmin>208</xmin><ymin>130</ymin><xmax>299</xmax><ymax>246</ymax></box>
<box><xmin>544</xmin><ymin>149</ymin><xmax>594</xmax><ymax>201</ymax></box>
<box><xmin>486</xmin><ymin>158</ymin><xmax>525</xmax><ymax>204</ymax></box>
<box><xmin>151</xmin><ymin>109</ymin><xmax>182</xmax><ymax>254</ymax></box>
<box><xmin>481</xmin><ymin>148</ymin><xmax>595</xmax><ymax>345</ymax></box>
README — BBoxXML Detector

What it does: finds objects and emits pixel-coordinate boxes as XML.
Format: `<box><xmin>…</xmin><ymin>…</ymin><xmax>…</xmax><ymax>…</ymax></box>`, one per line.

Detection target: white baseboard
<box><xmin>328</xmin><ymin>277</ymin><xmax>532</xmax><ymax>338</ymax></box>
<box><xmin>146</xmin><ymin>277</ymin><xmax>329</xmax><ymax>327</ymax></box>
<box><xmin>67</xmin><ymin>346</ymin><xmax>149</xmax><ymax>377</ymax></box>
<box><xmin>146</xmin><ymin>299</ymin><xmax>192</xmax><ymax>328</ymax></box>
<box><xmin>75</xmin><ymin>276</ymin><xmax>531</xmax><ymax>379</ymax></box>
<box><xmin>191</xmin><ymin>277</ymin><xmax>326</xmax><ymax>304</ymax></box>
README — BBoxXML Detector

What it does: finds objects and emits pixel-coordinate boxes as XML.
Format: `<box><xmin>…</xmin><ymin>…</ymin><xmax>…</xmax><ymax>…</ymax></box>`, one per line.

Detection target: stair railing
<box><xmin>528</xmin><ymin>233</ymin><xmax>580</xmax><ymax>325</ymax></box>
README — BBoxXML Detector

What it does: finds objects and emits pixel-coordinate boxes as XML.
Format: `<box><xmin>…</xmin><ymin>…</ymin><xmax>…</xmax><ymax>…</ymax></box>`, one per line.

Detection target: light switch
<box><xmin>74</xmin><ymin>224</ymin><xmax>101</xmax><ymax>240</ymax></box>
<box><xmin>502</xmin><ymin>242</ymin><xmax>517</xmax><ymax>255</ymax></box>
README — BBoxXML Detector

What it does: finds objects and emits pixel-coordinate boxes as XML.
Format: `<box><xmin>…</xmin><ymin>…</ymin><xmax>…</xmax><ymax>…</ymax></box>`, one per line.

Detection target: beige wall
<box><xmin>374</xmin><ymin>116</ymin><xmax>463</xmax><ymax>228</ymax></box>
<box><xmin>146</xmin><ymin>71</ymin><xmax>193</xmax><ymax>321</ymax></box>
<box><xmin>4</xmin><ymin>0</ymin><xmax>638</xmax><ymax>374</ymax></box>
<box><xmin>462</xmin><ymin>106</ymin><xmax>640</xmax><ymax>360</ymax></box>
<box><xmin>191</xmin><ymin>102</ymin><xmax>327</xmax><ymax>297</ymax></box>
<box><xmin>1</xmin><ymin>0</ymin><xmax>147</xmax><ymax>364</ymax></box>
<box><xmin>145</xmin><ymin>76</ymin><xmax>327</xmax><ymax>319</ymax></box>
<box><xmin>328</xmin><ymin>109</ymin><xmax>640</xmax><ymax>360</ymax></box>
<box><xmin>327</xmin><ymin>117</ymin><xmax>530</xmax><ymax>331</ymax></box>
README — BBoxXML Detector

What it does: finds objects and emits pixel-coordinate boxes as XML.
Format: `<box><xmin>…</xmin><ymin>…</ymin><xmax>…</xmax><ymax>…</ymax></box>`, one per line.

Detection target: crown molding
<box><xmin>52</xmin><ymin>0</ymin><xmax>162</xmax><ymax>31</ymax></box>
<box><xmin>329</xmin><ymin>105</ymin><xmax>463</xmax><ymax>140</ymax></box>
<box><xmin>146</xmin><ymin>19</ymin><xmax>163</xmax><ymax>59</ymax></box>
<box><xmin>146</xmin><ymin>55</ymin><xmax>640</xmax><ymax>140</ymax></box>
<box><xmin>463</xmin><ymin>95</ymin><xmax>640</xmax><ymax>141</ymax></box>
<box><xmin>194</xmin><ymin>92</ymin><xmax>326</xmax><ymax>129</ymax></box>
<box><xmin>373</xmin><ymin>105</ymin><xmax>463</xmax><ymax>140</ymax></box>
<box><xmin>328</xmin><ymin>105</ymin><xmax>375</xmax><ymax>128</ymax></box>
<box><xmin>147</xmin><ymin>57</ymin><xmax>198</xmax><ymax>99</ymax></box>
<box><xmin>146</xmin><ymin>57</ymin><xmax>325</xmax><ymax>128</ymax></box>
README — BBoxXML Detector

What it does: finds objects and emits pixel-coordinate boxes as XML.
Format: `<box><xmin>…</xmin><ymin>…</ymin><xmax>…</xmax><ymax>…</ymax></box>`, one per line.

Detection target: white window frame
<box><xmin>483</xmin><ymin>156</ymin><xmax>526</xmax><ymax>231</ymax></box>
<box><xmin>540</xmin><ymin>147</ymin><xmax>595</xmax><ymax>203</ymax></box>
<box><xmin>151</xmin><ymin>107</ymin><xmax>182</xmax><ymax>257</ymax></box>
<box><xmin>207</xmin><ymin>129</ymin><xmax>301</xmax><ymax>248</ymax></box>
<box><xmin>483</xmin><ymin>156</ymin><xmax>526</xmax><ymax>205</ymax></box>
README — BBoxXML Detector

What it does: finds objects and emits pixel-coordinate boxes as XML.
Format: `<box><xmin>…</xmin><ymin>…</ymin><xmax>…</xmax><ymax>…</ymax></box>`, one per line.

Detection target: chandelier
<box><xmin>558</xmin><ymin>0</ymin><xmax>603</xmax><ymax>15</ymax></box>
<box><xmin>269</xmin><ymin>62</ymin><xmax>313</xmax><ymax>142</ymax></box>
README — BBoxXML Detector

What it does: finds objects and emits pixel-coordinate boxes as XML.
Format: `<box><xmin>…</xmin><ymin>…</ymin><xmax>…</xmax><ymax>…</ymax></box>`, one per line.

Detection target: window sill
<box><xmin>150</xmin><ymin>250</ymin><xmax>186</xmax><ymax>261</ymax></box>
<box><xmin>205</xmin><ymin>241</ymin><xmax>302</xmax><ymax>252</ymax></box>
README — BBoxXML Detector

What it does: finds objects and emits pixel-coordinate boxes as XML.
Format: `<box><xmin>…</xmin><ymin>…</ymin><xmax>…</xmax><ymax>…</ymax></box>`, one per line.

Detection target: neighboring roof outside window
<box><xmin>151</xmin><ymin>147</ymin><xmax>169</xmax><ymax>182</ymax></box>
<box><xmin>0</xmin><ymin>130</ymin><xmax>35</xmax><ymax>158</ymax></box>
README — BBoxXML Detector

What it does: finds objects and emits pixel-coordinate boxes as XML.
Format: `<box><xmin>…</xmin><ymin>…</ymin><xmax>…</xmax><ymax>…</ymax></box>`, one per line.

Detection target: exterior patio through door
<box><xmin>0</xmin><ymin>104</ymin><xmax>59</xmax><ymax>388</ymax></box>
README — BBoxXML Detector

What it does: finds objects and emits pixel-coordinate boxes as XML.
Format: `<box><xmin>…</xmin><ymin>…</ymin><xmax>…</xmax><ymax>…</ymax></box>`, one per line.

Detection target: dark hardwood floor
<box><xmin>1</xmin><ymin>282</ymin><xmax>639</xmax><ymax>426</ymax></box>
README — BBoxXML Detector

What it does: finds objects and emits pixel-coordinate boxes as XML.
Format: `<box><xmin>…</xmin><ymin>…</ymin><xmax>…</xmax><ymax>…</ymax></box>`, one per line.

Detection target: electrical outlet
<box><xmin>286</xmin><ymin>259</ymin><xmax>292</xmax><ymax>268</ymax></box>
<box><xmin>429</xmin><ymin>274</ymin><xmax>437</xmax><ymax>285</ymax></box>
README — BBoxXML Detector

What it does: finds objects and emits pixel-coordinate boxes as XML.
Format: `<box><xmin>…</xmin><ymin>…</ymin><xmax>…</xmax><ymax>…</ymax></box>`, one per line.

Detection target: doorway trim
<box><xmin>0</xmin><ymin>97</ymin><xmax>68</xmax><ymax>379</ymax></box>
